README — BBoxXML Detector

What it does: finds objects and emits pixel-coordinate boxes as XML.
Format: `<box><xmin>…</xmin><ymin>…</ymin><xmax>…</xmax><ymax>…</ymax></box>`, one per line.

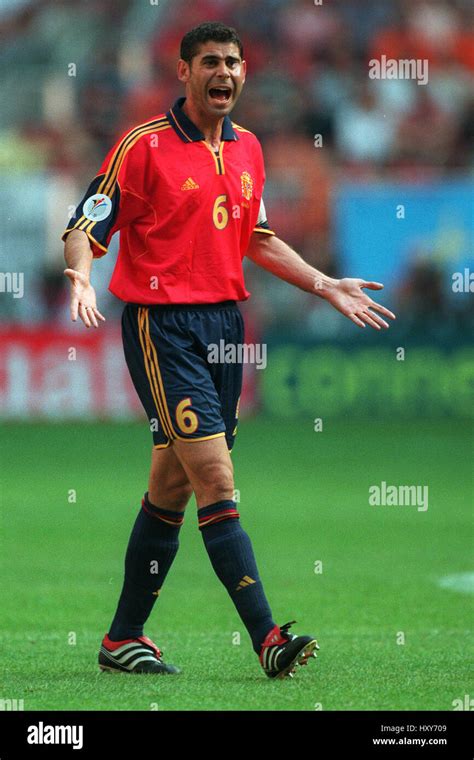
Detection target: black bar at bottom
<box><xmin>0</xmin><ymin>710</ymin><xmax>472</xmax><ymax>756</ymax></box>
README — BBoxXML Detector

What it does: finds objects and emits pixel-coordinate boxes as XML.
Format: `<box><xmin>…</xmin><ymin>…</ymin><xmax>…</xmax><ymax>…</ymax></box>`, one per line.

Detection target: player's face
<box><xmin>178</xmin><ymin>41</ymin><xmax>246</xmax><ymax>117</ymax></box>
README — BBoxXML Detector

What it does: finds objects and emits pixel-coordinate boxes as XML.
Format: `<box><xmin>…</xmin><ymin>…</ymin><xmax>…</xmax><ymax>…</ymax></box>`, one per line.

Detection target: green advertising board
<box><xmin>261</xmin><ymin>346</ymin><xmax>473</xmax><ymax>419</ymax></box>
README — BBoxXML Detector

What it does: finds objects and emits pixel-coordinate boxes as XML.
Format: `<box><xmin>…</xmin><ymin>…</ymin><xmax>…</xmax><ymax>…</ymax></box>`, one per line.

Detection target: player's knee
<box><xmin>194</xmin><ymin>461</ymin><xmax>234</xmax><ymax>502</ymax></box>
<box><xmin>200</xmin><ymin>461</ymin><xmax>233</xmax><ymax>489</ymax></box>
<box><xmin>151</xmin><ymin>481</ymin><xmax>193</xmax><ymax>512</ymax></box>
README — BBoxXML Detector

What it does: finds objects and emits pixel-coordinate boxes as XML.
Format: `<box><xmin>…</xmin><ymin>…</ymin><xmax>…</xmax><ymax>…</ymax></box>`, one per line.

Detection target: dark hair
<box><xmin>180</xmin><ymin>22</ymin><xmax>243</xmax><ymax>64</ymax></box>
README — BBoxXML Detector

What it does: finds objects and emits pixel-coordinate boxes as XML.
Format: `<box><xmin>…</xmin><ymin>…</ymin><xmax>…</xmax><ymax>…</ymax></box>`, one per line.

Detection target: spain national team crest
<box><xmin>83</xmin><ymin>193</ymin><xmax>112</xmax><ymax>222</ymax></box>
<box><xmin>241</xmin><ymin>171</ymin><xmax>253</xmax><ymax>202</ymax></box>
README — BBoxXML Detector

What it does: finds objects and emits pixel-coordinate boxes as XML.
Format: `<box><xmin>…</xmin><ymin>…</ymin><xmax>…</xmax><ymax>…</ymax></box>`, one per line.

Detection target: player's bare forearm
<box><xmin>246</xmin><ymin>233</ymin><xmax>336</xmax><ymax>294</ymax></box>
<box><xmin>63</xmin><ymin>230</ymin><xmax>105</xmax><ymax>328</ymax></box>
<box><xmin>247</xmin><ymin>232</ymin><xmax>396</xmax><ymax>330</ymax></box>
<box><xmin>64</xmin><ymin>229</ymin><xmax>93</xmax><ymax>279</ymax></box>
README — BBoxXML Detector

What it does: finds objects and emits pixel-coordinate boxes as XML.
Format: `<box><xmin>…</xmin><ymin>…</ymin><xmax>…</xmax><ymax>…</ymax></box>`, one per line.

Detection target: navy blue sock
<box><xmin>198</xmin><ymin>500</ymin><xmax>275</xmax><ymax>653</ymax></box>
<box><xmin>108</xmin><ymin>493</ymin><xmax>183</xmax><ymax>641</ymax></box>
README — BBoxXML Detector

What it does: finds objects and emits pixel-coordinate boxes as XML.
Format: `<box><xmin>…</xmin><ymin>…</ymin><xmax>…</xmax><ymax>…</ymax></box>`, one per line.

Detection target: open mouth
<box><xmin>208</xmin><ymin>86</ymin><xmax>232</xmax><ymax>104</ymax></box>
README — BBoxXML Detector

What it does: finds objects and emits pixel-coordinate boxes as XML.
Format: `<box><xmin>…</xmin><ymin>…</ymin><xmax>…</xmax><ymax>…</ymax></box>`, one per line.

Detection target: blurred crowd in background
<box><xmin>0</xmin><ymin>0</ymin><xmax>473</xmax><ymax>337</ymax></box>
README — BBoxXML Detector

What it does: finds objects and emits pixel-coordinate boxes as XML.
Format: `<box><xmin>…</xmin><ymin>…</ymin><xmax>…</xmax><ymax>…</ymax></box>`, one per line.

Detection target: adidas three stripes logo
<box><xmin>235</xmin><ymin>575</ymin><xmax>256</xmax><ymax>591</ymax></box>
<box><xmin>100</xmin><ymin>642</ymin><xmax>159</xmax><ymax>671</ymax></box>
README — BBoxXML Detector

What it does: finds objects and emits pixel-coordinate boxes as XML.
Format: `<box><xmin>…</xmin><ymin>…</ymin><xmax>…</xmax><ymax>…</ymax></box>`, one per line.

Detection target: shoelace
<box><xmin>279</xmin><ymin>620</ymin><xmax>297</xmax><ymax>640</ymax></box>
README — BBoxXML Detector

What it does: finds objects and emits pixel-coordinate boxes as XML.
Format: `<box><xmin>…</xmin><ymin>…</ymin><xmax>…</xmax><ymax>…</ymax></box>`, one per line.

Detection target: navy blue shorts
<box><xmin>122</xmin><ymin>301</ymin><xmax>244</xmax><ymax>451</ymax></box>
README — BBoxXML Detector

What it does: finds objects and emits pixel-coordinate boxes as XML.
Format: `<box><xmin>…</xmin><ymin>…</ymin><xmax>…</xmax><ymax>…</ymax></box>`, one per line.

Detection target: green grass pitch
<box><xmin>1</xmin><ymin>417</ymin><xmax>472</xmax><ymax>710</ymax></box>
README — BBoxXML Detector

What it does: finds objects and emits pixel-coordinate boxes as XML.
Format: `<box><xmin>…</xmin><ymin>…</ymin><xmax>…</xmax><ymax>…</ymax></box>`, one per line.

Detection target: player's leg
<box><xmin>107</xmin><ymin>445</ymin><xmax>192</xmax><ymax>643</ymax></box>
<box><xmin>172</xmin><ymin>434</ymin><xmax>277</xmax><ymax>656</ymax></box>
<box><xmin>172</xmin><ymin>435</ymin><xmax>233</xmax><ymax>508</ymax></box>
<box><xmin>148</xmin><ymin>445</ymin><xmax>194</xmax><ymax>510</ymax></box>
<box><xmin>98</xmin><ymin>447</ymin><xmax>189</xmax><ymax>674</ymax></box>
<box><xmin>175</xmin><ymin>305</ymin><xmax>318</xmax><ymax>678</ymax></box>
<box><xmin>98</xmin><ymin>305</ymin><xmax>190</xmax><ymax>673</ymax></box>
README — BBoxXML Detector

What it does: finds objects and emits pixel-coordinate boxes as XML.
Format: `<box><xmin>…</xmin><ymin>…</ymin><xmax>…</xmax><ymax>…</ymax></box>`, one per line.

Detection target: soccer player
<box><xmin>63</xmin><ymin>22</ymin><xmax>395</xmax><ymax>679</ymax></box>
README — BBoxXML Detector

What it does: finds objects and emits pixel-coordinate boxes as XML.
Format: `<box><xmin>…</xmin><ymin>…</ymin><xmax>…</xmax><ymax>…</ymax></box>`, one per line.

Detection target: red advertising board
<box><xmin>0</xmin><ymin>326</ymin><xmax>258</xmax><ymax>420</ymax></box>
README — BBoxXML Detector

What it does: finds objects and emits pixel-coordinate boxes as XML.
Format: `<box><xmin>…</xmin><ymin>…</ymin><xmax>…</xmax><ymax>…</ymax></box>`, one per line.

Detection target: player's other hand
<box><xmin>321</xmin><ymin>278</ymin><xmax>396</xmax><ymax>330</ymax></box>
<box><xmin>63</xmin><ymin>268</ymin><xmax>106</xmax><ymax>328</ymax></box>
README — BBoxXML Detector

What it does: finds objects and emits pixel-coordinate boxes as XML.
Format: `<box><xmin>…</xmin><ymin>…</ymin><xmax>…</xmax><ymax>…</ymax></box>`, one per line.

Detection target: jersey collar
<box><xmin>167</xmin><ymin>96</ymin><xmax>239</xmax><ymax>143</ymax></box>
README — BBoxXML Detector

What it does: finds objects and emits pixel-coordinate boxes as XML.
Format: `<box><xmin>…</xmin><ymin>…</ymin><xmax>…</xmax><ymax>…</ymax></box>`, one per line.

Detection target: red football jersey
<box><xmin>63</xmin><ymin>97</ymin><xmax>275</xmax><ymax>304</ymax></box>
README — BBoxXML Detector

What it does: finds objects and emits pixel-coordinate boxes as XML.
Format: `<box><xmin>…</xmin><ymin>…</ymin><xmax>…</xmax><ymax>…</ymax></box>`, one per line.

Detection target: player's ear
<box><xmin>177</xmin><ymin>58</ymin><xmax>190</xmax><ymax>83</ymax></box>
<box><xmin>241</xmin><ymin>59</ymin><xmax>247</xmax><ymax>84</ymax></box>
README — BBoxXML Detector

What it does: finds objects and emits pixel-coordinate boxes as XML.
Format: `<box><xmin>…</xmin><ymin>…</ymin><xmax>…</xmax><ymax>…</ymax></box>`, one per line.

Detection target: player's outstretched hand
<box><xmin>64</xmin><ymin>268</ymin><xmax>106</xmax><ymax>328</ymax></box>
<box><xmin>321</xmin><ymin>278</ymin><xmax>396</xmax><ymax>330</ymax></box>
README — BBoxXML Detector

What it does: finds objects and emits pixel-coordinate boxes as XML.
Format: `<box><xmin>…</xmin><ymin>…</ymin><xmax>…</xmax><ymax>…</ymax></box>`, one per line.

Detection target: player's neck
<box><xmin>182</xmin><ymin>98</ymin><xmax>224</xmax><ymax>152</ymax></box>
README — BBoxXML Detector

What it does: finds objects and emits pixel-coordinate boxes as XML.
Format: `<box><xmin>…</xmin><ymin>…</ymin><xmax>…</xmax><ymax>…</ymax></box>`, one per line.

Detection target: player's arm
<box><xmin>64</xmin><ymin>230</ymin><xmax>105</xmax><ymax>329</ymax></box>
<box><xmin>62</xmin><ymin>130</ymin><xmax>150</xmax><ymax>328</ymax></box>
<box><xmin>246</xmin><ymin>233</ymin><xmax>396</xmax><ymax>330</ymax></box>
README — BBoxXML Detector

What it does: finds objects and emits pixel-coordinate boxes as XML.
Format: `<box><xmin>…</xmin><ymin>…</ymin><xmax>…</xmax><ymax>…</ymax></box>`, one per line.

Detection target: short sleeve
<box><xmin>62</xmin><ymin>133</ymin><xmax>150</xmax><ymax>257</ymax></box>
<box><xmin>253</xmin><ymin>197</ymin><xmax>275</xmax><ymax>236</ymax></box>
